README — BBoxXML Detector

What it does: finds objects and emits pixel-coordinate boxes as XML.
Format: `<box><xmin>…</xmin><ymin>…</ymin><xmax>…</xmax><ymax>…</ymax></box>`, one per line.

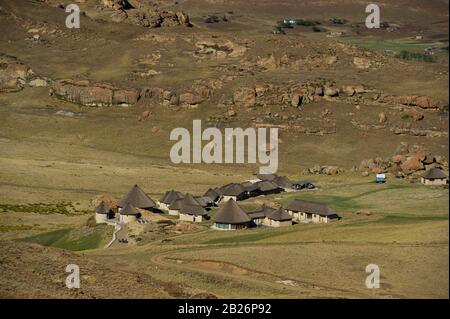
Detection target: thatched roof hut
<box><xmin>213</xmin><ymin>199</ymin><xmax>251</xmax><ymax>224</ymax></box>
<box><xmin>117</xmin><ymin>184</ymin><xmax>156</xmax><ymax>209</ymax></box>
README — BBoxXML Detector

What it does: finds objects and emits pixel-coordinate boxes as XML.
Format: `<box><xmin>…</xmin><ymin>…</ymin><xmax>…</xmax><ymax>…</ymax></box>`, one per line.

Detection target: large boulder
<box><xmin>0</xmin><ymin>55</ymin><xmax>34</xmax><ymax>92</ymax></box>
<box><xmin>400</xmin><ymin>156</ymin><xmax>424</xmax><ymax>172</ymax></box>
<box><xmin>179</xmin><ymin>92</ymin><xmax>203</xmax><ymax>105</ymax></box>
<box><xmin>378</xmin><ymin>112</ymin><xmax>387</xmax><ymax>124</ymax></box>
<box><xmin>291</xmin><ymin>93</ymin><xmax>303</xmax><ymax>107</ymax></box>
<box><xmin>324</xmin><ymin>86</ymin><xmax>339</xmax><ymax>97</ymax></box>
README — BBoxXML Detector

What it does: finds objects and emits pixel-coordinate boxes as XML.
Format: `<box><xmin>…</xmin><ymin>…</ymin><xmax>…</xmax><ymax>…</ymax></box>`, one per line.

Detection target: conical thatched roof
<box><xmin>184</xmin><ymin>194</ymin><xmax>201</xmax><ymax>206</ymax></box>
<box><xmin>159</xmin><ymin>190</ymin><xmax>183</xmax><ymax>205</ymax></box>
<box><xmin>213</xmin><ymin>199</ymin><xmax>251</xmax><ymax>224</ymax></box>
<box><xmin>266</xmin><ymin>208</ymin><xmax>292</xmax><ymax>221</ymax></box>
<box><xmin>120</xmin><ymin>203</ymin><xmax>140</xmax><ymax>216</ymax></box>
<box><xmin>117</xmin><ymin>184</ymin><xmax>156</xmax><ymax>208</ymax></box>
<box><xmin>95</xmin><ymin>201</ymin><xmax>112</xmax><ymax>214</ymax></box>
<box><xmin>422</xmin><ymin>168</ymin><xmax>448</xmax><ymax>179</ymax></box>
<box><xmin>168</xmin><ymin>194</ymin><xmax>201</xmax><ymax>210</ymax></box>
<box><xmin>168</xmin><ymin>197</ymin><xmax>184</xmax><ymax>210</ymax></box>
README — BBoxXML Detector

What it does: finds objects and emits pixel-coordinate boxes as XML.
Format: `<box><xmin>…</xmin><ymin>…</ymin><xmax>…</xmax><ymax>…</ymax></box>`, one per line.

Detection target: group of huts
<box><xmin>93</xmin><ymin>173</ymin><xmax>336</xmax><ymax>230</ymax></box>
<box><xmin>94</xmin><ymin>167</ymin><xmax>447</xmax><ymax>230</ymax></box>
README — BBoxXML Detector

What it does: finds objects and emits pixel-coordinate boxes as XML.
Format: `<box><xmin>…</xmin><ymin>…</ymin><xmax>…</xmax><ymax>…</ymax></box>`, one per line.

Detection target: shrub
<box><xmin>330</xmin><ymin>17</ymin><xmax>347</xmax><ymax>24</ymax></box>
<box><xmin>294</xmin><ymin>19</ymin><xmax>318</xmax><ymax>26</ymax></box>
<box><xmin>205</xmin><ymin>15</ymin><xmax>220</xmax><ymax>23</ymax></box>
<box><xmin>395</xmin><ymin>50</ymin><xmax>436</xmax><ymax>62</ymax></box>
<box><xmin>312</xmin><ymin>26</ymin><xmax>327</xmax><ymax>32</ymax></box>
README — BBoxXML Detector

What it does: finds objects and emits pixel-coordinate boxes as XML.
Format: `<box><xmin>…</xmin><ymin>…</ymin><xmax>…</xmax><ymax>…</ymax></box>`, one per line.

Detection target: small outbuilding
<box><xmin>247</xmin><ymin>204</ymin><xmax>276</xmax><ymax>226</ymax></box>
<box><xmin>179</xmin><ymin>204</ymin><xmax>209</xmax><ymax>223</ymax></box>
<box><xmin>264</xmin><ymin>208</ymin><xmax>292</xmax><ymax>227</ymax></box>
<box><xmin>117</xmin><ymin>184</ymin><xmax>156</xmax><ymax>211</ymax></box>
<box><xmin>168</xmin><ymin>194</ymin><xmax>201</xmax><ymax>216</ymax></box>
<box><xmin>119</xmin><ymin>202</ymin><xmax>141</xmax><ymax>223</ymax></box>
<box><xmin>285</xmin><ymin>199</ymin><xmax>339</xmax><ymax>224</ymax></box>
<box><xmin>421</xmin><ymin>168</ymin><xmax>448</xmax><ymax>186</ymax></box>
<box><xmin>218</xmin><ymin>183</ymin><xmax>247</xmax><ymax>202</ymax></box>
<box><xmin>212</xmin><ymin>199</ymin><xmax>251</xmax><ymax>230</ymax></box>
<box><xmin>255</xmin><ymin>180</ymin><xmax>283</xmax><ymax>196</ymax></box>
<box><xmin>94</xmin><ymin>201</ymin><xmax>115</xmax><ymax>223</ymax></box>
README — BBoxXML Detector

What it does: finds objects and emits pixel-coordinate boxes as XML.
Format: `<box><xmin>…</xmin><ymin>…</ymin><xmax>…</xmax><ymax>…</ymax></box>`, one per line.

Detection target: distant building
<box><xmin>194</xmin><ymin>196</ymin><xmax>215</xmax><ymax>208</ymax></box>
<box><xmin>117</xmin><ymin>184</ymin><xmax>156</xmax><ymax>211</ymax></box>
<box><xmin>285</xmin><ymin>199</ymin><xmax>339</xmax><ymax>224</ymax></box>
<box><xmin>179</xmin><ymin>204</ymin><xmax>208</xmax><ymax>223</ymax></box>
<box><xmin>218</xmin><ymin>183</ymin><xmax>247</xmax><ymax>202</ymax></box>
<box><xmin>255</xmin><ymin>180</ymin><xmax>283</xmax><ymax>195</ymax></box>
<box><xmin>264</xmin><ymin>208</ymin><xmax>292</xmax><ymax>227</ymax></box>
<box><xmin>421</xmin><ymin>168</ymin><xmax>448</xmax><ymax>186</ymax></box>
<box><xmin>256</xmin><ymin>173</ymin><xmax>292</xmax><ymax>191</ymax></box>
<box><xmin>376</xmin><ymin>174</ymin><xmax>386</xmax><ymax>183</ymax></box>
<box><xmin>247</xmin><ymin>204</ymin><xmax>276</xmax><ymax>226</ymax></box>
<box><xmin>119</xmin><ymin>203</ymin><xmax>141</xmax><ymax>223</ymax></box>
<box><xmin>212</xmin><ymin>199</ymin><xmax>252</xmax><ymax>230</ymax></box>
<box><xmin>247</xmin><ymin>204</ymin><xmax>292</xmax><ymax>227</ymax></box>
<box><xmin>158</xmin><ymin>190</ymin><xmax>184</xmax><ymax>211</ymax></box>
<box><xmin>168</xmin><ymin>194</ymin><xmax>200</xmax><ymax>216</ymax></box>
<box><xmin>95</xmin><ymin>201</ymin><xmax>114</xmax><ymax>223</ymax></box>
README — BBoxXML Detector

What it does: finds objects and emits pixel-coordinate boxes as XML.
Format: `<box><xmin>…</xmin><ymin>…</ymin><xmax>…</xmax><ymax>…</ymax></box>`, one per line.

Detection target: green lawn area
<box><xmin>19</xmin><ymin>225</ymin><xmax>109</xmax><ymax>251</ymax></box>
<box><xmin>338</xmin><ymin>37</ymin><xmax>443</xmax><ymax>53</ymax></box>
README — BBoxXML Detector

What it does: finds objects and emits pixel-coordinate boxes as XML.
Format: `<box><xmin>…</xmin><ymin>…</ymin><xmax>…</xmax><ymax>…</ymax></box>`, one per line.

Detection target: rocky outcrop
<box><xmin>353</xmin><ymin>57</ymin><xmax>371</xmax><ymax>69</ymax></box>
<box><xmin>233</xmin><ymin>86</ymin><xmax>256</xmax><ymax>107</ymax></box>
<box><xmin>396</xmin><ymin>95</ymin><xmax>448</xmax><ymax>110</ymax></box>
<box><xmin>391</xmin><ymin>127</ymin><xmax>447</xmax><ymax>138</ymax></box>
<box><xmin>100</xmin><ymin>0</ymin><xmax>191</xmax><ymax>28</ymax></box>
<box><xmin>359</xmin><ymin>143</ymin><xmax>448</xmax><ymax>176</ymax></box>
<box><xmin>50</xmin><ymin>80</ymin><xmax>140</xmax><ymax>106</ymax></box>
<box><xmin>306</xmin><ymin>165</ymin><xmax>345</xmax><ymax>175</ymax></box>
<box><xmin>0</xmin><ymin>55</ymin><xmax>35</xmax><ymax>92</ymax></box>
<box><xmin>231</xmin><ymin>79</ymin><xmax>350</xmax><ymax>108</ymax></box>
<box><xmin>194</xmin><ymin>38</ymin><xmax>247</xmax><ymax>59</ymax></box>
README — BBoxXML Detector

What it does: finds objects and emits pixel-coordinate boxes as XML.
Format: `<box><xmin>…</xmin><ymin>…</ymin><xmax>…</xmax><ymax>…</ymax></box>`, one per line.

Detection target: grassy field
<box><xmin>19</xmin><ymin>223</ymin><xmax>112</xmax><ymax>251</ymax></box>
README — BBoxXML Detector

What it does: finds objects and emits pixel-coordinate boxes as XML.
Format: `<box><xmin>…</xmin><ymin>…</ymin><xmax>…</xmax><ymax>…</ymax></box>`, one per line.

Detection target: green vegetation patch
<box><xmin>279</xmin><ymin>193</ymin><xmax>364</xmax><ymax>211</ymax></box>
<box><xmin>203</xmin><ymin>226</ymin><xmax>302</xmax><ymax>245</ymax></box>
<box><xmin>19</xmin><ymin>228</ymin><xmax>71</xmax><ymax>246</ymax></box>
<box><xmin>339</xmin><ymin>214</ymin><xmax>448</xmax><ymax>228</ymax></box>
<box><xmin>395</xmin><ymin>50</ymin><xmax>436</xmax><ymax>62</ymax></box>
<box><xmin>0</xmin><ymin>202</ymin><xmax>90</xmax><ymax>216</ymax></box>
<box><xmin>0</xmin><ymin>224</ymin><xmax>34</xmax><ymax>232</ymax></box>
<box><xmin>19</xmin><ymin>225</ymin><xmax>109</xmax><ymax>251</ymax></box>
